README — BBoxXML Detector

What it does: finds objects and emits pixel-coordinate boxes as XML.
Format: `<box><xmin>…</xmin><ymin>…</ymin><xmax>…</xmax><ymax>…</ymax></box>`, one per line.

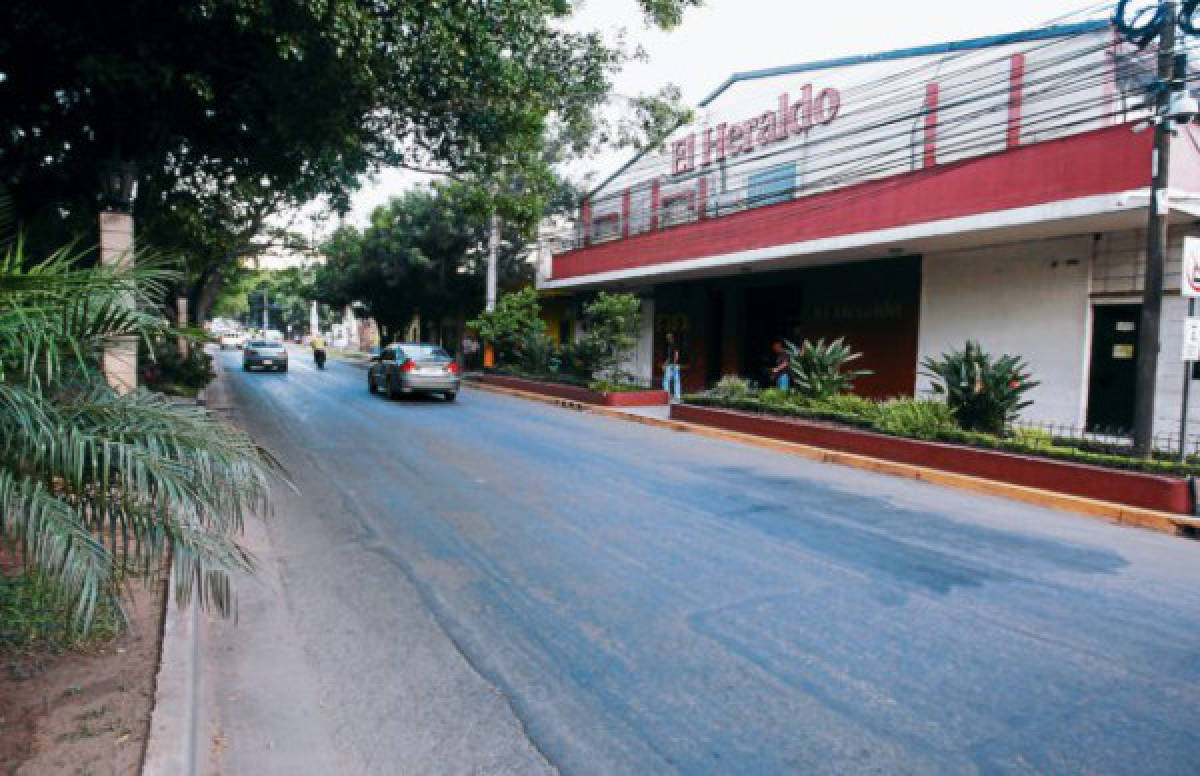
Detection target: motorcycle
<box><xmin>314</xmin><ymin>348</ymin><xmax>327</xmax><ymax>370</ymax></box>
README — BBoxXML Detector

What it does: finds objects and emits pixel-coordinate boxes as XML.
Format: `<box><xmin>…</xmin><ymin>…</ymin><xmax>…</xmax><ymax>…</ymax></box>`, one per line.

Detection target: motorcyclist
<box><xmin>311</xmin><ymin>333</ymin><xmax>327</xmax><ymax>369</ymax></box>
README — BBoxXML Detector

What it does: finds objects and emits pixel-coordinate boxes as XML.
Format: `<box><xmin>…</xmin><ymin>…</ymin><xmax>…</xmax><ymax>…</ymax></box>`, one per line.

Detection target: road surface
<box><xmin>204</xmin><ymin>347</ymin><xmax>1200</xmax><ymax>775</ymax></box>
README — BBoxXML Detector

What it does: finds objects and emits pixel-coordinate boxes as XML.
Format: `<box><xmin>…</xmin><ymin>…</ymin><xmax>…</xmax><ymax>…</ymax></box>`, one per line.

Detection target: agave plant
<box><xmin>0</xmin><ymin>233</ymin><xmax>272</xmax><ymax>624</ymax></box>
<box><xmin>784</xmin><ymin>337</ymin><xmax>872</xmax><ymax>399</ymax></box>
<box><xmin>920</xmin><ymin>340</ymin><xmax>1038</xmax><ymax>434</ymax></box>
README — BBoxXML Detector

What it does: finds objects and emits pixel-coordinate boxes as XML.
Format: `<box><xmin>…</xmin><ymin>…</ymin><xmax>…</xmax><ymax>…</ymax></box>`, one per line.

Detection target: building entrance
<box><xmin>742</xmin><ymin>257</ymin><xmax>922</xmax><ymax>398</ymax></box>
<box><xmin>1086</xmin><ymin>304</ymin><xmax>1140</xmax><ymax>434</ymax></box>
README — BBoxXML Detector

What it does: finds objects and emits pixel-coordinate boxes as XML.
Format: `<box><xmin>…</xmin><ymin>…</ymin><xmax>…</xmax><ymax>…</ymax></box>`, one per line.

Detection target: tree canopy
<box><xmin>0</xmin><ymin>0</ymin><xmax>698</xmax><ymax>322</ymax></box>
<box><xmin>314</xmin><ymin>183</ymin><xmax>534</xmax><ymax>341</ymax></box>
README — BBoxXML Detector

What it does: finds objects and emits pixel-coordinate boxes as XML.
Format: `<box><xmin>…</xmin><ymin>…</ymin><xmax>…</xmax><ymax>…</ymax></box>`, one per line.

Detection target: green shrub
<box><xmin>557</xmin><ymin>339</ymin><xmax>605</xmax><ymax>381</ymax></box>
<box><xmin>784</xmin><ymin>337</ymin><xmax>872</xmax><ymax>399</ymax></box>
<box><xmin>759</xmin><ymin>387</ymin><xmax>793</xmax><ymax>406</ymax></box>
<box><xmin>803</xmin><ymin>393</ymin><xmax>880</xmax><ymax>421</ymax></box>
<box><xmin>514</xmin><ymin>328</ymin><xmax>556</xmax><ymax>374</ymax></box>
<box><xmin>874</xmin><ymin>398</ymin><xmax>956</xmax><ymax>439</ymax></box>
<box><xmin>1011</xmin><ymin>426</ymin><xmax>1054</xmax><ymax>448</ymax></box>
<box><xmin>588</xmin><ymin>379</ymin><xmax>650</xmax><ymax>393</ymax></box>
<box><xmin>710</xmin><ymin>375</ymin><xmax>757</xmax><ymax>400</ymax></box>
<box><xmin>579</xmin><ymin>292</ymin><xmax>642</xmax><ymax>381</ymax></box>
<box><xmin>921</xmin><ymin>340</ymin><xmax>1037</xmax><ymax>434</ymax></box>
<box><xmin>139</xmin><ymin>337</ymin><xmax>215</xmax><ymax>397</ymax></box>
<box><xmin>468</xmin><ymin>288</ymin><xmax>545</xmax><ymax>366</ymax></box>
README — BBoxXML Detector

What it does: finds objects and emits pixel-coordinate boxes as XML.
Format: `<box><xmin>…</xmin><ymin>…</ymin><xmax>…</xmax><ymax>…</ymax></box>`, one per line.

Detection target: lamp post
<box><xmin>98</xmin><ymin>159</ymin><xmax>138</xmax><ymax>394</ymax></box>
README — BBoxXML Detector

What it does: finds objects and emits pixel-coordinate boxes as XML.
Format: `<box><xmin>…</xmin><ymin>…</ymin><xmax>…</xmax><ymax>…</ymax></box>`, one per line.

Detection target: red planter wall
<box><xmin>672</xmin><ymin>403</ymin><xmax>1193</xmax><ymax>515</ymax></box>
<box><xmin>480</xmin><ymin>375</ymin><xmax>668</xmax><ymax>407</ymax></box>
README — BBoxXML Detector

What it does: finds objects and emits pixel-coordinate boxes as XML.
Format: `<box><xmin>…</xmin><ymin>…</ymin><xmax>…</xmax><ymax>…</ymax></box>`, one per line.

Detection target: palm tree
<box><xmin>0</xmin><ymin>220</ymin><xmax>272</xmax><ymax>624</ymax></box>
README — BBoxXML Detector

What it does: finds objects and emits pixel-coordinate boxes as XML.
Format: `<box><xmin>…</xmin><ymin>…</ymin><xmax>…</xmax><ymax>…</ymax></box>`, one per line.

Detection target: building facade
<box><xmin>539</xmin><ymin>21</ymin><xmax>1200</xmax><ymax>442</ymax></box>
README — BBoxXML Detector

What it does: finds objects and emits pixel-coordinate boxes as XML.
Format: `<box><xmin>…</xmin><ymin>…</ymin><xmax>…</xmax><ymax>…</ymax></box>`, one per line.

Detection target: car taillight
<box><xmin>401</xmin><ymin>360</ymin><xmax>416</xmax><ymax>373</ymax></box>
<box><xmin>245</xmin><ymin>349</ymin><xmax>257</xmax><ymax>356</ymax></box>
<box><xmin>445</xmin><ymin>361</ymin><xmax>459</xmax><ymax>374</ymax></box>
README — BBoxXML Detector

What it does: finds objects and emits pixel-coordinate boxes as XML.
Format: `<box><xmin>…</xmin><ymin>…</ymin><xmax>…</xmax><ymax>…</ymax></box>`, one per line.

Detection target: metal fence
<box><xmin>1008</xmin><ymin>419</ymin><xmax>1200</xmax><ymax>460</ymax></box>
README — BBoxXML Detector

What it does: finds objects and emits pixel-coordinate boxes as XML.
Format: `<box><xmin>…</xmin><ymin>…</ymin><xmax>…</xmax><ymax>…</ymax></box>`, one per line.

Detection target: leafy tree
<box><xmin>316</xmin><ymin>184</ymin><xmax>534</xmax><ymax>343</ymax></box>
<box><xmin>211</xmin><ymin>266</ymin><xmax>324</xmax><ymax>336</ymax></box>
<box><xmin>0</xmin><ymin>0</ymin><xmax>700</xmax><ymax>321</ymax></box>
<box><xmin>468</xmin><ymin>288</ymin><xmax>547</xmax><ymax>365</ymax></box>
<box><xmin>580</xmin><ymin>292</ymin><xmax>643</xmax><ymax>380</ymax></box>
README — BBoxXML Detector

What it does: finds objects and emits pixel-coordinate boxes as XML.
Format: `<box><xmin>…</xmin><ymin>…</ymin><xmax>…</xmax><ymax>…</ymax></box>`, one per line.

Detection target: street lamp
<box><xmin>98</xmin><ymin>159</ymin><xmax>138</xmax><ymax>213</ymax></box>
<box><xmin>98</xmin><ymin>158</ymin><xmax>139</xmax><ymax>393</ymax></box>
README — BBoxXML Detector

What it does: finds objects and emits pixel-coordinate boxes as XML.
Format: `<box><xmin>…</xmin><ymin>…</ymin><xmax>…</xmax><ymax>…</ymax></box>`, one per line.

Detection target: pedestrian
<box><xmin>770</xmin><ymin>341</ymin><xmax>790</xmax><ymax>391</ymax></box>
<box><xmin>663</xmin><ymin>333</ymin><xmax>681</xmax><ymax>401</ymax></box>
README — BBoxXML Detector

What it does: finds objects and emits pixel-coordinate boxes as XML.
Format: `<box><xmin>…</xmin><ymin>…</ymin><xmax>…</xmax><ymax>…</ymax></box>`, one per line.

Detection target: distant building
<box><xmin>540</xmin><ymin>21</ymin><xmax>1200</xmax><ymax>439</ymax></box>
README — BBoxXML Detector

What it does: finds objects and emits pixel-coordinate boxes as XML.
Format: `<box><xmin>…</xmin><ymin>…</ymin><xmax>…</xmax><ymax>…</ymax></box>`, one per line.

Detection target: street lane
<box><xmin>219</xmin><ymin>347</ymin><xmax>1200</xmax><ymax>775</ymax></box>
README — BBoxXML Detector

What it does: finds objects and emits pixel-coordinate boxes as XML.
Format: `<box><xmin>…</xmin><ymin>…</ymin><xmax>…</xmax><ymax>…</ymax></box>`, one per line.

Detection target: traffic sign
<box><xmin>1184</xmin><ymin>237</ymin><xmax>1200</xmax><ymax>297</ymax></box>
<box><xmin>1183</xmin><ymin>317</ymin><xmax>1200</xmax><ymax>361</ymax></box>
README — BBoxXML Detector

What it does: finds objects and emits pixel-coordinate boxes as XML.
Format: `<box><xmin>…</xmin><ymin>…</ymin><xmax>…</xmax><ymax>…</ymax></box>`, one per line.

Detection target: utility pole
<box><xmin>486</xmin><ymin>212</ymin><xmax>499</xmax><ymax>313</ymax></box>
<box><xmin>481</xmin><ymin>207</ymin><xmax>500</xmax><ymax>369</ymax></box>
<box><xmin>1132</xmin><ymin>0</ymin><xmax>1179</xmax><ymax>457</ymax></box>
<box><xmin>262</xmin><ymin>289</ymin><xmax>269</xmax><ymax>332</ymax></box>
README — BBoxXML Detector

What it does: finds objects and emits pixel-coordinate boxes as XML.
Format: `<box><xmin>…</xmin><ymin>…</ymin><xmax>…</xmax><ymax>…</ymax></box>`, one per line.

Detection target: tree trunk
<box><xmin>191</xmin><ymin>265</ymin><xmax>226</xmax><ymax>326</ymax></box>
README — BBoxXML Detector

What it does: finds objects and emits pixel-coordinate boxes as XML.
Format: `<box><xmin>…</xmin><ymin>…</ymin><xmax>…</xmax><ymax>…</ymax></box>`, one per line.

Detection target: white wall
<box><xmin>917</xmin><ymin>237</ymin><xmax>1093</xmax><ymax>426</ymax></box>
<box><xmin>617</xmin><ymin>297</ymin><xmax>656</xmax><ymax>383</ymax></box>
<box><xmin>918</xmin><ymin>227</ymin><xmax>1200</xmax><ymax>447</ymax></box>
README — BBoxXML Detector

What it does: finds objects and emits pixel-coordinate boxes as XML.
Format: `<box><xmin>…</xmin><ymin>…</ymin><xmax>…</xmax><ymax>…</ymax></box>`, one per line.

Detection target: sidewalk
<box><xmin>143</xmin><ymin>352</ymin><xmax>342</xmax><ymax>776</ymax></box>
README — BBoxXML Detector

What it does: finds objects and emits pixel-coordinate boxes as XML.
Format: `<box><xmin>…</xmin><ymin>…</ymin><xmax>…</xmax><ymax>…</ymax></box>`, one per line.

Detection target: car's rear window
<box><xmin>247</xmin><ymin>340</ymin><xmax>283</xmax><ymax>349</ymax></box>
<box><xmin>398</xmin><ymin>344</ymin><xmax>451</xmax><ymax>360</ymax></box>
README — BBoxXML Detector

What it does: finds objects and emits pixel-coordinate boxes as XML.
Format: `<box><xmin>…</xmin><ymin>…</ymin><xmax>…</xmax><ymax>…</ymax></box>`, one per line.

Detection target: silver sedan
<box><xmin>368</xmin><ymin>343</ymin><xmax>460</xmax><ymax>400</ymax></box>
<box><xmin>242</xmin><ymin>340</ymin><xmax>288</xmax><ymax>372</ymax></box>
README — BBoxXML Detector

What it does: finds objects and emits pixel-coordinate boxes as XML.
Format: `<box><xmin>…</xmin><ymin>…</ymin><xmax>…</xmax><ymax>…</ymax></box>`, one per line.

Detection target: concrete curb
<box><xmin>466</xmin><ymin>380</ymin><xmax>1200</xmax><ymax>538</ymax></box>
<box><xmin>141</xmin><ymin>575</ymin><xmax>199</xmax><ymax>776</ymax></box>
<box><xmin>142</xmin><ymin>348</ymin><xmax>230</xmax><ymax>776</ymax></box>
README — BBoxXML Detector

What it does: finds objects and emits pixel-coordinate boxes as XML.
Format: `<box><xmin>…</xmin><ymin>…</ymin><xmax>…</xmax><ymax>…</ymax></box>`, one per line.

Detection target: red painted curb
<box><xmin>671</xmin><ymin>403</ymin><xmax>1193</xmax><ymax>515</ymax></box>
<box><xmin>479</xmin><ymin>374</ymin><xmax>668</xmax><ymax>407</ymax></box>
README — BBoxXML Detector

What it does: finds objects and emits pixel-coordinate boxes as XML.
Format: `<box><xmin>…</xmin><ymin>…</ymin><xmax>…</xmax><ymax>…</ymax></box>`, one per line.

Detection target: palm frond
<box><xmin>1</xmin><ymin>237</ymin><xmax>273</xmax><ymax>624</ymax></box>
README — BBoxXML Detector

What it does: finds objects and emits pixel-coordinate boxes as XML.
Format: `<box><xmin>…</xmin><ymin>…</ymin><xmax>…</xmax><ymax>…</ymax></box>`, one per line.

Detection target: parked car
<box><xmin>243</xmin><ymin>340</ymin><xmax>288</xmax><ymax>372</ymax></box>
<box><xmin>367</xmin><ymin>343</ymin><xmax>459</xmax><ymax>400</ymax></box>
<box><xmin>218</xmin><ymin>331</ymin><xmax>245</xmax><ymax>350</ymax></box>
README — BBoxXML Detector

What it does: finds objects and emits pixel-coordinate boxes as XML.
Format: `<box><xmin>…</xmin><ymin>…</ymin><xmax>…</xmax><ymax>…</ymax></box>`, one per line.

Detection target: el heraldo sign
<box><xmin>671</xmin><ymin>85</ymin><xmax>842</xmax><ymax>176</ymax></box>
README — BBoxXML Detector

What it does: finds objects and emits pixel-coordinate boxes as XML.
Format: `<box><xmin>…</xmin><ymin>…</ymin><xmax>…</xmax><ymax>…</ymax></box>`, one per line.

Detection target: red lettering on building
<box><xmin>670</xmin><ymin>83</ymin><xmax>842</xmax><ymax>177</ymax></box>
<box><xmin>702</xmin><ymin>123</ymin><xmax>726</xmax><ymax>166</ymax></box>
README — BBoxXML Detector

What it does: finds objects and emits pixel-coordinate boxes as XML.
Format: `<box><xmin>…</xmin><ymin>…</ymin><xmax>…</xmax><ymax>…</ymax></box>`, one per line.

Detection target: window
<box><xmin>747</xmin><ymin>163</ymin><xmax>796</xmax><ymax>207</ymax></box>
<box><xmin>397</xmin><ymin>345</ymin><xmax>451</xmax><ymax>361</ymax></box>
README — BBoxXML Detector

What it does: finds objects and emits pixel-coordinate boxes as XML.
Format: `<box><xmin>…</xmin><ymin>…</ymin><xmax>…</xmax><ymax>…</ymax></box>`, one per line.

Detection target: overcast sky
<box><xmin>336</xmin><ymin>0</ymin><xmax>1113</xmax><ymax>230</ymax></box>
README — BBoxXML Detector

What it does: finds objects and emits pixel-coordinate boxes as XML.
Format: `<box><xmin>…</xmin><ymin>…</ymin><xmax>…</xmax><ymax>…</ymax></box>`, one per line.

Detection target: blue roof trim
<box><xmin>698</xmin><ymin>20</ymin><xmax>1110</xmax><ymax>106</ymax></box>
<box><xmin>588</xmin><ymin>19</ymin><xmax>1111</xmax><ymax>199</ymax></box>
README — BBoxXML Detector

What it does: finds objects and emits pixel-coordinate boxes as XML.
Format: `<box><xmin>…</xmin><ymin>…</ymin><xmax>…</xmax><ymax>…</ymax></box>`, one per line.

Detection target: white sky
<box><xmin>332</xmin><ymin>0</ymin><xmax>1114</xmax><ymax>231</ymax></box>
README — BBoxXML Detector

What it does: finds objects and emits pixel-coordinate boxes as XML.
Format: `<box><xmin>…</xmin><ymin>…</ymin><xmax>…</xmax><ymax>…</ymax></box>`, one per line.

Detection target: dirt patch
<box><xmin>0</xmin><ymin>577</ymin><xmax>167</xmax><ymax>776</ymax></box>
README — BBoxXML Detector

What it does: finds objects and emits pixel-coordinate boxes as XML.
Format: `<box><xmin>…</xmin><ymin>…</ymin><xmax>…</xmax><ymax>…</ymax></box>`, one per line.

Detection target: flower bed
<box><xmin>478</xmin><ymin>373</ymin><xmax>668</xmax><ymax>406</ymax></box>
<box><xmin>672</xmin><ymin>401</ymin><xmax>1194</xmax><ymax>514</ymax></box>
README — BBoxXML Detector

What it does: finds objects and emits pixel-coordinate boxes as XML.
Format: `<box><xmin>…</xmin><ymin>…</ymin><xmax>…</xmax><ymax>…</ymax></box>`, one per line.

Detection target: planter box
<box><xmin>480</xmin><ymin>374</ymin><xmax>668</xmax><ymax>407</ymax></box>
<box><xmin>671</xmin><ymin>403</ymin><xmax>1193</xmax><ymax>515</ymax></box>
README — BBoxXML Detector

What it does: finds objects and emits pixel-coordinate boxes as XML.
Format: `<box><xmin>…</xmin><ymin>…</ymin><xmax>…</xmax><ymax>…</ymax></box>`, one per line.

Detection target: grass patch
<box><xmin>0</xmin><ymin>571</ymin><xmax>123</xmax><ymax>655</ymax></box>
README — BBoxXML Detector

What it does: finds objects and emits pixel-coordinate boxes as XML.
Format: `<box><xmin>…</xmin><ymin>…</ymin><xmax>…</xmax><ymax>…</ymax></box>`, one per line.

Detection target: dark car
<box><xmin>367</xmin><ymin>343</ymin><xmax>459</xmax><ymax>400</ymax></box>
<box><xmin>242</xmin><ymin>340</ymin><xmax>288</xmax><ymax>372</ymax></box>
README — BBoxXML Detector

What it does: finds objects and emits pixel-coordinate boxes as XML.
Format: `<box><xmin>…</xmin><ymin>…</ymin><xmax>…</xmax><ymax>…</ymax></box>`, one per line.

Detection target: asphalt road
<box><xmin>209</xmin><ymin>347</ymin><xmax>1200</xmax><ymax>775</ymax></box>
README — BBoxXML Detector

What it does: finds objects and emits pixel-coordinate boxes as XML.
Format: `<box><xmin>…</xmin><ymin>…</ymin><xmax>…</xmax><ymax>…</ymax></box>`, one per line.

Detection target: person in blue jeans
<box><xmin>662</xmin><ymin>333</ymin><xmax>681</xmax><ymax>401</ymax></box>
<box><xmin>771</xmin><ymin>341</ymin><xmax>790</xmax><ymax>391</ymax></box>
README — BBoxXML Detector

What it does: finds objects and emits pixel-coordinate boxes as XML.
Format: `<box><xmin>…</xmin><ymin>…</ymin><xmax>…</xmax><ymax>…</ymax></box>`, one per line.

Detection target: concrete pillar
<box><xmin>100</xmin><ymin>211</ymin><xmax>137</xmax><ymax>394</ymax></box>
<box><xmin>176</xmin><ymin>296</ymin><xmax>189</xmax><ymax>358</ymax></box>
